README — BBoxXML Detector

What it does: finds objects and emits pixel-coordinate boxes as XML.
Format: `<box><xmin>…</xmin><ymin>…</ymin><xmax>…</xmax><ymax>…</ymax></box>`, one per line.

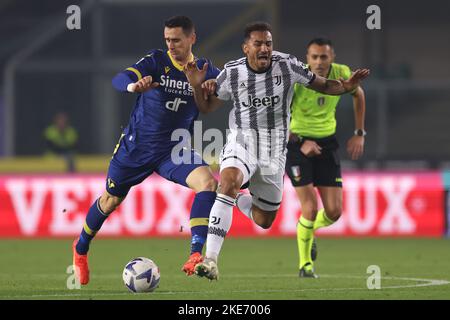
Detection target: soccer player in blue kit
<box><xmin>72</xmin><ymin>16</ymin><xmax>220</xmax><ymax>285</ymax></box>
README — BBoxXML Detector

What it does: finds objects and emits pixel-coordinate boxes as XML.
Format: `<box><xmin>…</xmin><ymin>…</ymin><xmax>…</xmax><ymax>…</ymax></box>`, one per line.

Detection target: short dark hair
<box><xmin>244</xmin><ymin>21</ymin><xmax>272</xmax><ymax>41</ymax></box>
<box><xmin>164</xmin><ymin>15</ymin><xmax>195</xmax><ymax>35</ymax></box>
<box><xmin>307</xmin><ymin>37</ymin><xmax>334</xmax><ymax>49</ymax></box>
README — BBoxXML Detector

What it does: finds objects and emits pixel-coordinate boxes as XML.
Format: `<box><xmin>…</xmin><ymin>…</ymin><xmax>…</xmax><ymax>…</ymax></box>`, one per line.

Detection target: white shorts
<box><xmin>219</xmin><ymin>132</ymin><xmax>286</xmax><ymax>211</ymax></box>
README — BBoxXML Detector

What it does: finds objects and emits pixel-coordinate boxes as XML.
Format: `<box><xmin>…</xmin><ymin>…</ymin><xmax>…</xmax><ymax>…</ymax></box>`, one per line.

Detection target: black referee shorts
<box><xmin>285</xmin><ymin>134</ymin><xmax>342</xmax><ymax>188</ymax></box>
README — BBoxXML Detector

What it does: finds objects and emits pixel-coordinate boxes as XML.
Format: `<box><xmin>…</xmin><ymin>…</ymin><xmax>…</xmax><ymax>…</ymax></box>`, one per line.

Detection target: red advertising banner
<box><xmin>0</xmin><ymin>172</ymin><xmax>445</xmax><ymax>237</ymax></box>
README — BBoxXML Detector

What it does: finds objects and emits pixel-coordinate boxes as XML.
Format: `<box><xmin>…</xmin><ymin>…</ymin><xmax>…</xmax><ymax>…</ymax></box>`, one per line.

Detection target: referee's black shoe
<box><xmin>299</xmin><ymin>263</ymin><xmax>318</xmax><ymax>278</ymax></box>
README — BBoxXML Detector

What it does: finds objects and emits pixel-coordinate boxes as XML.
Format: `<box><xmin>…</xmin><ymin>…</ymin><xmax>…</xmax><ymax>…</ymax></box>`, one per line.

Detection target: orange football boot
<box><xmin>72</xmin><ymin>239</ymin><xmax>90</xmax><ymax>285</ymax></box>
<box><xmin>181</xmin><ymin>252</ymin><xmax>204</xmax><ymax>276</ymax></box>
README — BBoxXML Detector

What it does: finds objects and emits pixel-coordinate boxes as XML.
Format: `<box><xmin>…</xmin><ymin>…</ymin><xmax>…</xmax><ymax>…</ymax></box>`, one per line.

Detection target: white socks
<box><xmin>205</xmin><ymin>193</ymin><xmax>235</xmax><ymax>262</ymax></box>
<box><xmin>235</xmin><ymin>193</ymin><xmax>253</xmax><ymax>221</ymax></box>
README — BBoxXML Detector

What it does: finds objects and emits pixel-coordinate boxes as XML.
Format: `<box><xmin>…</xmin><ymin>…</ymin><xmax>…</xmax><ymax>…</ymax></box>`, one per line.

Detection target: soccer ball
<box><xmin>122</xmin><ymin>257</ymin><xmax>160</xmax><ymax>293</ymax></box>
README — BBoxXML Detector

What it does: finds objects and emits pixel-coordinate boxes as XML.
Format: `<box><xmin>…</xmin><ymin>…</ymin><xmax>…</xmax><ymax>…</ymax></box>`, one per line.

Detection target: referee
<box><xmin>285</xmin><ymin>38</ymin><xmax>367</xmax><ymax>278</ymax></box>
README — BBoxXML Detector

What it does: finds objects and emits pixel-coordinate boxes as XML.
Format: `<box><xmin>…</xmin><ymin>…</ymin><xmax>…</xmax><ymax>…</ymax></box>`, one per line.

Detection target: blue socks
<box><xmin>76</xmin><ymin>191</ymin><xmax>215</xmax><ymax>256</ymax></box>
<box><xmin>189</xmin><ymin>191</ymin><xmax>216</xmax><ymax>255</ymax></box>
<box><xmin>76</xmin><ymin>198</ymin><xmax>109</xmax><ymax>255</ymax></box>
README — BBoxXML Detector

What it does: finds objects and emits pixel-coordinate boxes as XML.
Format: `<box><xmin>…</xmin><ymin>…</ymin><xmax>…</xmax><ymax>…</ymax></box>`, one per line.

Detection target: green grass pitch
<box><xmin>0</xmin><ymin>237</ymin><xmax>449</xmax><ymax>300</ymax></box>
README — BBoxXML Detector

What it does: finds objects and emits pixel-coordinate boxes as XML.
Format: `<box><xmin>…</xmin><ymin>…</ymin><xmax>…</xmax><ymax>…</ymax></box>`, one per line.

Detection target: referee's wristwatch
<box><xmin>354</xmin><ymin>129</ymin><xmax>367</xmax><ymax>137</ymax></box>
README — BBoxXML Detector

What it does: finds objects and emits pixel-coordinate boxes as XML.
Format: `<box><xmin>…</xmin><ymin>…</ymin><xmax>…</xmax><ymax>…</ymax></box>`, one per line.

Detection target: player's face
<box><xmin>306</xmin><ymin>44</ymin><xmax>335</xmax><ymax>77</ymax></box>
<box><xmin>164</xmin><ymin>27</ymin><xmax>196</xmax><ymax>63</ymax></box>
<box><xmin>243</xmin><ymin>31</ymin><xmax>273</xmax><ymax>72</ymax></box>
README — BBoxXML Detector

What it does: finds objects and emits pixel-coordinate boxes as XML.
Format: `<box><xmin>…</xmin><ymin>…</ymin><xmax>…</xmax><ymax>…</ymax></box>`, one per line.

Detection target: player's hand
<box><xmin>346</xmin><ymin>135</ymin><xmax>364</xmax><ymax>160</ymax></box>
<box><xmin>300</xmin><ymin>140</ymin><xmax>322</xmax><ymax>157</ymax></box>
<box><xmin>128</xmin><ymin>76</ymin><xmax>159</xmax><ymax>93</ymax></box>
<box><xmin>340</xmin><ymin>69</ymin><xmax>370</xmax><ymax>93</ymax></box>
<box><xmin>201</xmin><ymin>79</ymin><xmax>217</xmax><ymax>100</ymax></box>
<box><xmin>183</xmin><ymin>61</ymin><xmax>208</xmax><ymax>88</ymax></box>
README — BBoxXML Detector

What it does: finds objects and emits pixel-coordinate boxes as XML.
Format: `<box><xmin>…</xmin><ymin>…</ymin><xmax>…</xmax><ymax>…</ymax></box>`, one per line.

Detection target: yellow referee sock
<box><xmin>297</xmin><ymin>215</ymin><xmax>314</xmax><ymax>269</ymax></box>
<box><xmin>313</xmin><ymin>209</ymin><xmax>335</xmax><ymax>231</ymax></box>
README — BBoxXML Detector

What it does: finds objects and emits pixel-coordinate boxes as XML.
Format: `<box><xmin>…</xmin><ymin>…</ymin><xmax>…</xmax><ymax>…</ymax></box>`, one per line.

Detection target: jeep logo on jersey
<box><xmin>165</xmin><ymin>98</ymin><xmax>186</xmax><ymax>112</ymax></box>
<box><xmin>241</xmin><ymin>95</ymin><xmax>280</xmax><ymax>108</ymax></box>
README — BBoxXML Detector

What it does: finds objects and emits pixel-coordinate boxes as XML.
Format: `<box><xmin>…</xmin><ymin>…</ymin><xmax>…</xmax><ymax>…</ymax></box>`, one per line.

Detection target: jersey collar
<box><xmin>167</xmin><ymin>51</ymin><xmax>195</xmax><ymax>71</ymax></box>
<box><xmin>246</xmin><ymin>58</ymin><xmax>272</xmax><ymax>74</ymax></box>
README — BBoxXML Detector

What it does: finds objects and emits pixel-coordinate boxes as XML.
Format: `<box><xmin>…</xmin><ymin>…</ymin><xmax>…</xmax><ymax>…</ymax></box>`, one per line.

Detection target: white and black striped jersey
<box><xmin>215</xmin><ymin>50</ymin><xmax>316</xmax><ymax>157</ymax></box>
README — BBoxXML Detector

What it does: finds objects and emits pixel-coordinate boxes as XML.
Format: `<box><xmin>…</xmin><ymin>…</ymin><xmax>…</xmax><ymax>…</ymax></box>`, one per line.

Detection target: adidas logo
<box><xmin>240</xmin><ymin>82</ymin><xmax>246</xmax><ymax>88</ymax></box>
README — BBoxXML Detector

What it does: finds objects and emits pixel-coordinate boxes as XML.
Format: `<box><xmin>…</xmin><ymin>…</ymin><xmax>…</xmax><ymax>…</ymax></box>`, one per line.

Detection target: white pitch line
<box><xmin>0</xmin><ymin>274</ymin><xmax>449</xmax><ymax>299</ymax></box>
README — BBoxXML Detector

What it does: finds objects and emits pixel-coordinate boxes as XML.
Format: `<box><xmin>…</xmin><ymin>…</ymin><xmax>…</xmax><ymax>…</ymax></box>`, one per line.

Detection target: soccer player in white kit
<box><xmin>183</xmin><ymin>22</ymin><xmax>369</xmax><ymax>280</ymax></box>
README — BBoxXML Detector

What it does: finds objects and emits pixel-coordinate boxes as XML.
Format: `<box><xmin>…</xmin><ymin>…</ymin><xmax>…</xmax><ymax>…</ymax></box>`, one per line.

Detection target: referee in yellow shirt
<box><xmin>286</xmin><ymin>38</ymin><xmax>367</xmax><ymax>278</ymax></box>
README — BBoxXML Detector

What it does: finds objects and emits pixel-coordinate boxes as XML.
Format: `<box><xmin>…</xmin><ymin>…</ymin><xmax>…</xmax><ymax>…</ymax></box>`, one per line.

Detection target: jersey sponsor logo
<box><xmin>317</xmin><ymin>97</ymin><xmax>326</xmax><ymax>106</ymax></box>
<box><xmin>241</xmin><ymin>94</ymin><xmax>280</xmax><ymax>108</ymax></box>
<box><xmin>165</xmin><ymin>97</ymin><xmax>187</xmax><ymax>112</ymax></box>
<box><xmin>160</xmin><ymin>74</ymin><xmax>193</xmax><ymax>96</ymax></box>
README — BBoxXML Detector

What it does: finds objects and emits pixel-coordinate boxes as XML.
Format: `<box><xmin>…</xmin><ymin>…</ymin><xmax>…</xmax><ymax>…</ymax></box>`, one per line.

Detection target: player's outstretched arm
<box><xmin>184</xmin><ymin>62</ymin><xmax>222</xmax><ymax>113</ymax></box>
<box><xmin>308</xmin><ymin>69</ymin><xmax>370</xmax><ymax>95</ymax></box>
<box><xmin>127</xmin><ymin>76</ymin><xmax>159</xmax><ymax>93</ymax></box>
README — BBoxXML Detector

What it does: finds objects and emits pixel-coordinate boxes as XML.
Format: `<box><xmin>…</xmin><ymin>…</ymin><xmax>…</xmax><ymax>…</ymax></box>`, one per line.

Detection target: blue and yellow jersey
<box><xmin>112</xmin><ymin>49</ymin><xmax>220</xmax><ymax>159</ymax></box>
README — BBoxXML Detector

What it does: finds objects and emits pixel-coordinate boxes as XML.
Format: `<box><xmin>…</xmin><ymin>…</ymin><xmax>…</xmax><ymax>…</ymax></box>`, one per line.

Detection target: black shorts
<box><xmin>285</xmin><ymin>134</ymin><xmax>342</xmax><ymax>188</ymax></box>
